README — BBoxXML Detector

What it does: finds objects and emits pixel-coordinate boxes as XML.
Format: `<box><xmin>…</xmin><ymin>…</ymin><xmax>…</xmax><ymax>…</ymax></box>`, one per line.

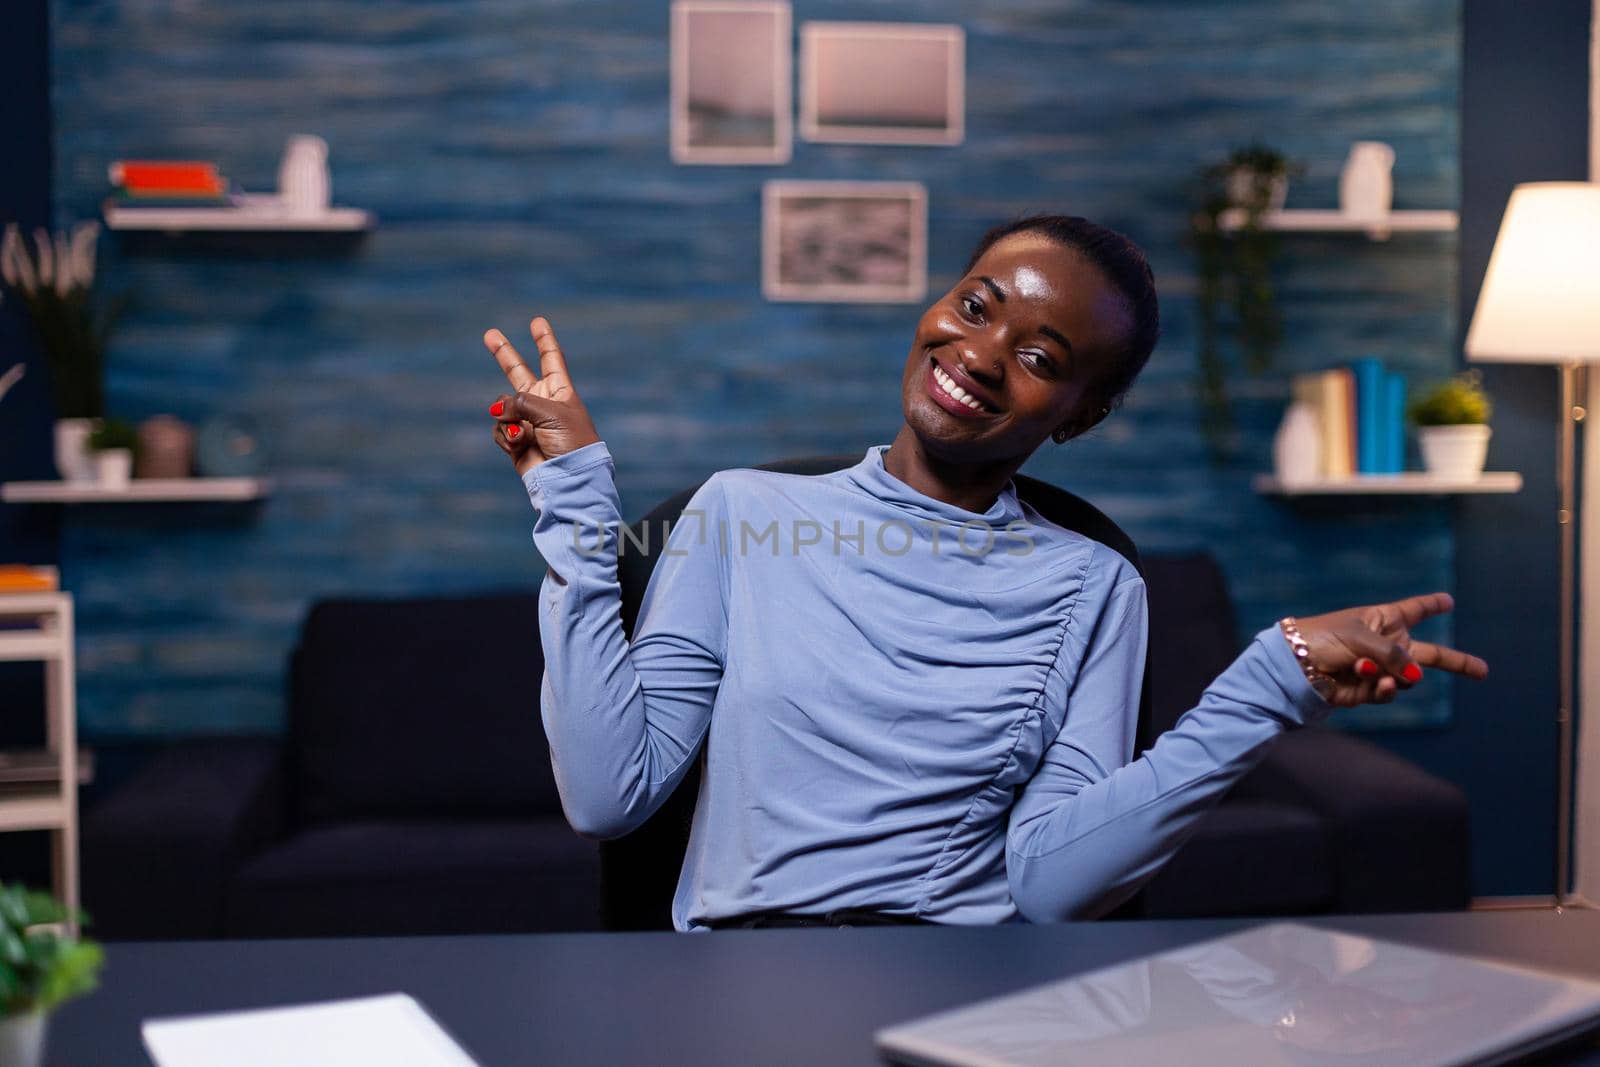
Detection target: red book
<box><xmin>108</xmin><ymin>161</ymin><xmax>224</xmax><ymax>194</ymax></box>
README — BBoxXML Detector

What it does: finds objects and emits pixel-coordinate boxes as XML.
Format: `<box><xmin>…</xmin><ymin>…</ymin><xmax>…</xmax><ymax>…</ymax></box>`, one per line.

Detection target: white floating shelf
<box><xmin>104</xmin><ymin>203</ymin><xmax>374</xmax><ymax>233</ymax></box>
<box><xmin>1218</xmin><ymin>208</ymin><xmax>1459</xmax><ymax>239</ymax></box>
<box><xmin>1</xmin><ymin>477</ymin><xmax>271</xmax><ymax>503</ymax></box>
<box><xmin>1254</xmin><ymin>472</ymin><xmax>1522</xmax><ymax>496</ymax></box>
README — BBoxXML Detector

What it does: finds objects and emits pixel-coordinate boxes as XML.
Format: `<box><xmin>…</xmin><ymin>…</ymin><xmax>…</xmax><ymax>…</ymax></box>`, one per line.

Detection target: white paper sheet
<box><xmin>142</xmin><ymin>992</ymin><xmax>481</xmax><ymax>1067</ymax></box>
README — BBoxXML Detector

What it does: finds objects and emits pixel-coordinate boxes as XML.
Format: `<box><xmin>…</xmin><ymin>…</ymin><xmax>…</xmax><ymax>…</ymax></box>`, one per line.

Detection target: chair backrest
<box><xmin>602</xmin><ymin>453</ymin><xmax>1154</xmax><ymax>930</ymax></box>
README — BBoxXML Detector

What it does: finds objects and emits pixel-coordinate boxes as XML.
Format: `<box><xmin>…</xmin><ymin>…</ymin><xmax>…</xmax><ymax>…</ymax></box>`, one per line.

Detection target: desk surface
<box><xmin>46</xmin><ymin>910</ymin><xmax>1600</xmax><ymax>1067</ymax></box>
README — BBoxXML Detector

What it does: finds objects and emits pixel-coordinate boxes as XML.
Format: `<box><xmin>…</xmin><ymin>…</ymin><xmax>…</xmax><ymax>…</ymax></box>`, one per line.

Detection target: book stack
<box><xmin>1290</xmin><ymin>357</ymin><xmax>1407</xmax><ymax>478</ymax></box>
<box><xmin>0</xmin><ymin>564</ymin><xmax>58</xmax><ymax>594</ymax></box>
<box><xmin>109</xmin><ymin>160</ymin><xmax>233</xmax><ymax>208</ymax></box>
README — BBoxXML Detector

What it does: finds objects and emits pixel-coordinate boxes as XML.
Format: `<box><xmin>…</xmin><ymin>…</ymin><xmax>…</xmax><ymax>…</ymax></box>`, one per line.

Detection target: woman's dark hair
<box><xmin>963</xmin><ymin>214</ymin><xmax>1160</xmax><ymax>435</ymax></box>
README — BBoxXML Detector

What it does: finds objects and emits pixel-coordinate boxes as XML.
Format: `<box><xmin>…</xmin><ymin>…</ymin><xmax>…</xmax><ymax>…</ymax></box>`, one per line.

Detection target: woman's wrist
<box><xmin>1277</xmin><ymin>617</ymin><xmax>1337</xmax><ymax>702</ymax></box>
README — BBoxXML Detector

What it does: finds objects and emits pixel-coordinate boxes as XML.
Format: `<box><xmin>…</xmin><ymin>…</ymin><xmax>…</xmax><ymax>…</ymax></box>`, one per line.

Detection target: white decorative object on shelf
<box><xmin>1271</xmin><ymin>403</ymin><xmax>1322</xmax><ymax>488</ymax></box>
<box><xmin>0</xmin><ymin>477</ymin><xmax>271</xmax><ymax>503</ymax></box>
<box><xmin>1215</xmin><ymin>208</ymin><xmax>1457</xmax><ymax>239</ymax></box>
<box><xmin>1417</xmin><ymin>424</ymin><xmax>1492</xmax><ymax>481</ymax></box>
<box><xmin>1340</xmin><ymin>141</ymin><xmax>1396</xmax><ymax>221</ymax></box>
<box><xmin>52</xmin><ymin>418</ymin><xmax>98</xmax><ymax>483</ymax></box>
<box><xmin>1252</xmin><ymin>471</ymin><xmax>1522</xmax><ymax>496</ymax></box>
<box><xmin>92</xmin><ymin>449</ymin><xmax>133</xmax><ymax>489</ymax></box>
<box><xmin>277</xmin><ymin>134</ymin><xmax>331</xmax><ymax>215</ymax></box>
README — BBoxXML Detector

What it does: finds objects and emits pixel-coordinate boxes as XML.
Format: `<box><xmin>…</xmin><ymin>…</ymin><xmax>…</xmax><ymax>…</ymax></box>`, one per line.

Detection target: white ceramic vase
<box><xmin>1417</xmin><ymin>425</ymin><xmax>1491</xmax><ymax>481</ymax></box>
<box><xmin>95</xmin><ymin>448</ymin><xmax>134</xmax><ymax>488</ymax></box>
<box><xmin>277</xmin><ymin>134</ymin><xmax>330</xmax><ymax>216</ymax></box>
<box><xmin>53</xmin><ymin>418</ymin><xmax>101</xmax><ymax>484</ymax></box>
<box><xmin>0</xmin><ymin>1011</ymin><xmax>48</xmax><ymax>1067</ymax></box>
<box><xmin>1340</xmin><ymin>141</ymin><xmax>1395</xmax><ymax>220</ymax></box>
<box><xmin>1273</xmin><ymin>403</ymin><xmax>1323</xmax><ymax>486</ymax></box>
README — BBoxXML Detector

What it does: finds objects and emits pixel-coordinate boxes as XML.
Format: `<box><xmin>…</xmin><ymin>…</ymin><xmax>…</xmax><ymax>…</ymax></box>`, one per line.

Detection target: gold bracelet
<box><xmin>1279</xmin><ymin>617</ymin><xmax>1336</xmax><ymax>700</ymax></box>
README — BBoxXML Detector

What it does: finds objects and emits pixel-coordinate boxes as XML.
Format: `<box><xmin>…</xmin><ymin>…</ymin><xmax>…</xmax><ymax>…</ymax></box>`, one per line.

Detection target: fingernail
<box><xmin>506</xmin><ymin>425</ymin><xmax>521</xmax><ymax>440</ymax></box>
<box><xmin>489</xmin><ymin>401</ymin><xmax>504</xmax><ymax>417</ymax></box>
<box><xmin>1356</xmin><ymin>658</ymin><xmax>1379</xmax><ymax>678</ymax></box>
<box><xmin>1402</xmin><ymin>664</ymin><xmax>1423</xmax><ymax>684</ymax></box>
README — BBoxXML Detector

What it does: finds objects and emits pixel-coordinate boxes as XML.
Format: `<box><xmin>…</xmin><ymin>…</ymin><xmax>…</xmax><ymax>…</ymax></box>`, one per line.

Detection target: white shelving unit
<box><xmin>103</xmin><ymin>203</ymin><xmax>373</xmax><ymax>233</ymax></box>
<box><xmin>1254</xmin><ymin>472</ymin><xmax>1523</xmax><ymax>496</ymax></box>
<box><xmin>0</xmin><ymin>593</ymin><xmax>79</xmax><ymax>932</ymax></box>
<box><xmin>1</xmin><ymin>477</ymin><xmax>271</xmax><ymax>503</ymax></box>
<box><xmin>1218</xmin><ymin>208</ymin><xmax>1459</xmax><ymax>240</ymax></box>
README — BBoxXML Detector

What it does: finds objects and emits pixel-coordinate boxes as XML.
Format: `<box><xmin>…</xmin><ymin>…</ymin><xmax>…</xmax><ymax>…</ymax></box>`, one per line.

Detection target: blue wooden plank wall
<box><xmin>50</xmin><ymin>0</ymin><xmax>1460</xmax><ymax>736</ymax></box>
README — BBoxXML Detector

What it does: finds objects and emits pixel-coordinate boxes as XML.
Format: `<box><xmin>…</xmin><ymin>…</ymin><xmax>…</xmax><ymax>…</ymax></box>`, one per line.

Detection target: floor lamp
<box><xmin>1464</xmin><ymin>182</ymin><xmax>1600</xmax><ymax>907</ymax></box>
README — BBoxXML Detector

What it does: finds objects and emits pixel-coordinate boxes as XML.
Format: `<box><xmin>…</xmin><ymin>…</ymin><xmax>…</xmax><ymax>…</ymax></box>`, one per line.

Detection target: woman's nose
<box><xmin>958</xmin><ymin>344</ymin><xmax>1003</xmax><ymax>384</ymax></box>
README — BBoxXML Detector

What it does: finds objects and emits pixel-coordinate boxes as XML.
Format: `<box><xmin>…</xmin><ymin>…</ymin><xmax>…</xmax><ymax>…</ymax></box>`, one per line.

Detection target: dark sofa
<box><xmin>81</xmin><ymin>557</ymin><xmax>1468</xmax><ymax>940</ymax></box>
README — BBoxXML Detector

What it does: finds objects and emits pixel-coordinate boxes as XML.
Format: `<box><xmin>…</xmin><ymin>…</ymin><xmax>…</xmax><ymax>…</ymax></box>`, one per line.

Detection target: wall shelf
<box><xmin>1218</xmin><ymin>208</ymin><xmax>1459</xmax><ymax>240</ymax></box>
<box><xmin>1</xmin><ymin>477</ymin><xmax>271</xmax><ymax>503</ymax></box>
<box><xmin>103</xmin><ymin>202</ymin><xmax>374</xmax><ymax>233</ymax></box>
<box><xmin>1254</xmin><ymin>472</ymin><xmax>1523</xmax><ymax>496</ymax></box>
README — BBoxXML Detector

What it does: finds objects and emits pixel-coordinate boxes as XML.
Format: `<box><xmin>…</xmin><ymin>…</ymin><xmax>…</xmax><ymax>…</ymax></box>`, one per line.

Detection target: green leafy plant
<box><xmin>0</xmin><ymin>882</ymin><xmax>103</xmax><ymax>1017</ymax></box>
<box><xmin>1186</xmin><ymin>143</ymin><xmax>1307</xmax><ymax>463</ymax></box>
<box><xmin>1409</xmin><ymin>370</ymin><xmax>1492</xmax><ymax>426</ymax></box>
<box><xmin>86</xmin><ymin>417</ymin><xmax>139</xmax><ymax>454</ymax></box>
<box><xmin>0</xmin><ymin>222</ymin><xmax>127</xmax><ymax>420</ymax></box>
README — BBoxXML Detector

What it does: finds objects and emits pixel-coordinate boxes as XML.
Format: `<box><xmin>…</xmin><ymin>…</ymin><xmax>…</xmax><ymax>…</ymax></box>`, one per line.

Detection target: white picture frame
<box><xmin>671</xmin><ymin>1</ymin><xmax>792</xmax><ymax>165</ymax></box>
<box><xmin>762</xmin><ymin>180</ymin><xmax>928</xmax><ymax>303</ymax></box>
<box><xmin>799</xmin><ymin>22</ymin><xmax>965</xmax><ymax>146</ymax></box>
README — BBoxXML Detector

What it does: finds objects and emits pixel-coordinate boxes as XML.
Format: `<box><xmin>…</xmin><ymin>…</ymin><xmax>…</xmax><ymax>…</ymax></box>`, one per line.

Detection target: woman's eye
<box><xmin>1022</xmin><ymin>351</ymin><xmax>1056</xmax><ymax>373</ymax></box>
<box><xmin>960</xmin><ymin>295</ymin><xmax>983</xmax><ymax>319</ymax></box>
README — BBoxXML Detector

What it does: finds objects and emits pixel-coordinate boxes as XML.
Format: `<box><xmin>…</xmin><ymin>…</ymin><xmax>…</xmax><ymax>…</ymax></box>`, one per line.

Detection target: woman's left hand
<box><xmin>1292</xmin><ymin>592</ymin><xmax>1489</xmax><ymax>707</ymax></box>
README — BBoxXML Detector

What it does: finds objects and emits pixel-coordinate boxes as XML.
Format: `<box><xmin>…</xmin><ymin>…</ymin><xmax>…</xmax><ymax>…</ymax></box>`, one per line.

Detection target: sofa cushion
<box><xmin>225</xmin><ymin>819</ymin><xmax>601</xmax><ymax>937</ymax></box>
<box><xmin>1138</xmin><ymin>800</ymin><xmax>1335</xmax><ymax>918</ymax></box>
<box><xmin>290</xmin><ymin>593</ymin><xmax>560</xmax><ymax>822</ymax></box>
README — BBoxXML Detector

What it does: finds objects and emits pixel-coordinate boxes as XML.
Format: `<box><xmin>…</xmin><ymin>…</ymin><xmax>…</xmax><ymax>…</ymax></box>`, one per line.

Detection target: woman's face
<box><xmin>900</xmin><ymin>232</ymin><xmax>1134</xmax><ymax>465</ymax></box>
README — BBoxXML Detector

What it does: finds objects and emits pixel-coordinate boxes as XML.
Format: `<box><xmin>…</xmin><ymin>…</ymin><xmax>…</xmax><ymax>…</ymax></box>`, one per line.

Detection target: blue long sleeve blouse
<box><xmin>523</xmin><ymin>440</ymin><xmax>1332</xmax><ymax>931</ymax></box>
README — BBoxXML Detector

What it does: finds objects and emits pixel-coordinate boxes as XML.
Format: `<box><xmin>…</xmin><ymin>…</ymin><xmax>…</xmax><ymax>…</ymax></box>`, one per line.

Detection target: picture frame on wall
<box><xmin>671</xmin><ymin>1</ymin><xmax>792</xmax><ymax>165</ymax></box>
<box><xmin>799</xmin><ymin>22</ymin><xmax>965</xmax><ymax>146</ymax></box>
<box><xmin>762</xmin><ymin>180</ymin><xmax>928</xmax><ymax>303</ymax></box>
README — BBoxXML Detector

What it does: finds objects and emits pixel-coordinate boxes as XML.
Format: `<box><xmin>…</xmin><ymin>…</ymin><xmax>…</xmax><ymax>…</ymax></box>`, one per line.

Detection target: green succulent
<box><xmin>0</xmin><ymin>882</ymin><xmax>103</xmax><ymax>1017</ymax></box>
<box><xmin>1409</xmin><ymin>370</ymin><xmax>1492</xmax><ymax>426</ymax></box>
<box><xmin>86</xmin><ymin>417</ymin><xmax>139</xmax><ymax>453</ymax></box>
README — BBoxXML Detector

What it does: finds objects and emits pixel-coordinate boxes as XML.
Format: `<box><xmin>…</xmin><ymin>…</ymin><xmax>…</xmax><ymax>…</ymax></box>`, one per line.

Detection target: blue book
<box><xmin>1352</xmin><ymin>357</ymin><xmax>1385</xmax><ymax>474</ymax></box>
<box><xmin>1383</xmin><ymin>371</ymin><xmax>1407</xmax><ymax>473</ymax></box>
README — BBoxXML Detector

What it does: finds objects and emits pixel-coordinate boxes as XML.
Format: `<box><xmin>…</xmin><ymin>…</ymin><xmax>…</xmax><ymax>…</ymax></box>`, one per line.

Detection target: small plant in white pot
<box><xmin>86</xmin><ymin>417</ymin><xmax>139</xmax><ymax>489</ymax></box>
<box><xmin>1409</xmin><ymin>371</ymin><xmax>1493</xmax><ymax>481</ymax></box>
<box><xmin>0</xmin><ymin>881</ymin><xmax>104</xmax><ymax>1067</ymax></box>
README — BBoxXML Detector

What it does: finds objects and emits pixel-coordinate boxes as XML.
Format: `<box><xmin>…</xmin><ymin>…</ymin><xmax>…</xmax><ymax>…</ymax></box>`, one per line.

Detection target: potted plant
<box><xmin>86</xmin><ymin>417</ymin><xmax>140</xmax><ymax>489</ymax></box>
<box><xmin>0</xmin><ymin>221</ymin><xmax>125</xmax><ymax>483</ymax></box>
<box><xmin>1187</xmin><ymin>144</ymin><xmax>1307</xmax><ymax>463</ymax></box>
<box><xmin>0</xmin><ymin>882</ymin><xmax>105</xmax><ymax>1067</ymax></box>
<box><xmin>1409</xmin><ymin>370</ymin><xmax>1493</xmax><ymax>481</ymax></box>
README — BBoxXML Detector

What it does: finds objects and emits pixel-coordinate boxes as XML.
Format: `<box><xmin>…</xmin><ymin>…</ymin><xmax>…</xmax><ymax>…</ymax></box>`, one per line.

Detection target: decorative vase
<box><xmin>278</xmin><ymin>134</ymin><xmax>331</xmax><ymax>216</ymax></box>
<box><xmin>1226</xmin><ymin>170</ymin><xmax>1288</xmax><ymax>213</ymax></box>
<box><xmin>135</xmin><ymin>415</ymin><xmax>195</xmax><ymax>479</ymax></box>
<box><xmin>94</xmin><ymin>448</ymin><xmax>134</xmax><ymax>489</ymax></box>
<box><xmin>0</xmin><ymin>1010</ymin><xmax>48</xmax><ymax>1067</ymax></box>
<box><xmin>53</xmin><ymin>418</ymin><xmax>101</xmax><ymax>484</ymax></box>
<box><xmin>1339</xmin><ymin>141</ymin><xmax>1395</xmax><ymax>221</ymax></box>
<box><xmin>1417</xmin><ymin>424</ymin><xmax>1491</xmax><ymax>481</ymax></box>
<box><xmin>1273</xmin><ymin>403</ymin><xmax>1323</xmax><ymax>486</ymax></box>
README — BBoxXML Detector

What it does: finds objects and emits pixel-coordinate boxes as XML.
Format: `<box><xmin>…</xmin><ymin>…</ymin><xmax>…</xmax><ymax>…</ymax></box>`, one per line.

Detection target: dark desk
<box><xmin>47</xmin><ymin>910</ymin><xmax>1600</xmax><ymax>1066</ymax></box>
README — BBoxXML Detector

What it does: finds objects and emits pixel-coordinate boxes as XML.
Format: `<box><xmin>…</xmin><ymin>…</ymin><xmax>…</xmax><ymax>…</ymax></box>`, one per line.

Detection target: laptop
<box><xmin>876</xmin><ymin>922</ymin><xmax>1600</xmax><ymax>1067</ymax></box>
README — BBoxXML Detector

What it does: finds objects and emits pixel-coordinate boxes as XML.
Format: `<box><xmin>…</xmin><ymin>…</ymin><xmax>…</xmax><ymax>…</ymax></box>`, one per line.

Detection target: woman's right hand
<box><xmin>484</xmin><ymin>316</ymin><xmax>601</xmax><ymax>477</ymax></box>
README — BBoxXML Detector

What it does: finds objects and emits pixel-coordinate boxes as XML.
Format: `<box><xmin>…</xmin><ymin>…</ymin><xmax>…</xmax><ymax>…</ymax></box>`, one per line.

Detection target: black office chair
<box><xmin>604</xmin><ymin>453</ymin><xmax>1154</xmax><ymax>931</ymax></box>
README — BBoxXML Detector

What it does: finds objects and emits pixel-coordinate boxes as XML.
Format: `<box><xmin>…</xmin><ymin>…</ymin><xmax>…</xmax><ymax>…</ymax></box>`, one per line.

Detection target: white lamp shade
<box><xmin>1465</xmin><ymin>181</ymin><xmax>1600</xmax><ymax>363</ymax></box>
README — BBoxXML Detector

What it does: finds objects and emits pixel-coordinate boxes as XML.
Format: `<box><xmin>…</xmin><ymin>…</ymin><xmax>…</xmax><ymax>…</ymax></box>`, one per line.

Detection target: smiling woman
<box><xmin>482</xmin><ymin>214</ymin><xmax>1489</xmax><ymax>931</ymax></box>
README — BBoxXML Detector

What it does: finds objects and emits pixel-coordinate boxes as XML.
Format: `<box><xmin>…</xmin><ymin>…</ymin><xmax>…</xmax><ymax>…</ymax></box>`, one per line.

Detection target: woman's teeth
<box><xmin>933</xmin><ymin>364</ymin><xmax>987</xmax><ymax>412</ymax></box>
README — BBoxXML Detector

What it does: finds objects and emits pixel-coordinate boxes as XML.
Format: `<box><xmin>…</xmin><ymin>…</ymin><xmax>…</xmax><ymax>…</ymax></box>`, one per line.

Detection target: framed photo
<box><xmin>762</xmin><ymin>181</ymin><xmax>928</xmax><ymax>303</ymax></box>
<box><xmin>800</xmin><ymin>22</ymin><xmax>964</xmax><ymax>146</ymax></box>
<box><xmin>671</xmin><ymin>1</ymin><xmax>792</xmax><ymax>165</ymax></box>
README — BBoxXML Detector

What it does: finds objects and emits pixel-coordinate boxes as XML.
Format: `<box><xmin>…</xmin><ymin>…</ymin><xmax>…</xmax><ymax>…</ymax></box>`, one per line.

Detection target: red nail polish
<box><xmin>1402</xmin><ymin>664</ymin><xmax>1423</xmax><ymax>684</ymax></box>
<box><xmin>1356</xmin><ymin>659</ymin><xmax>1379</xmax><ymax>678</ymax></box>
<box><xmin>506</xmin><ymin>424</ymin><xmax>520</xmax><ymax>440</ymax></box>
<box><xmin>489</xmin><ymin>401</ymin><xmax>504</xmax><ymax>416</ymax></box>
